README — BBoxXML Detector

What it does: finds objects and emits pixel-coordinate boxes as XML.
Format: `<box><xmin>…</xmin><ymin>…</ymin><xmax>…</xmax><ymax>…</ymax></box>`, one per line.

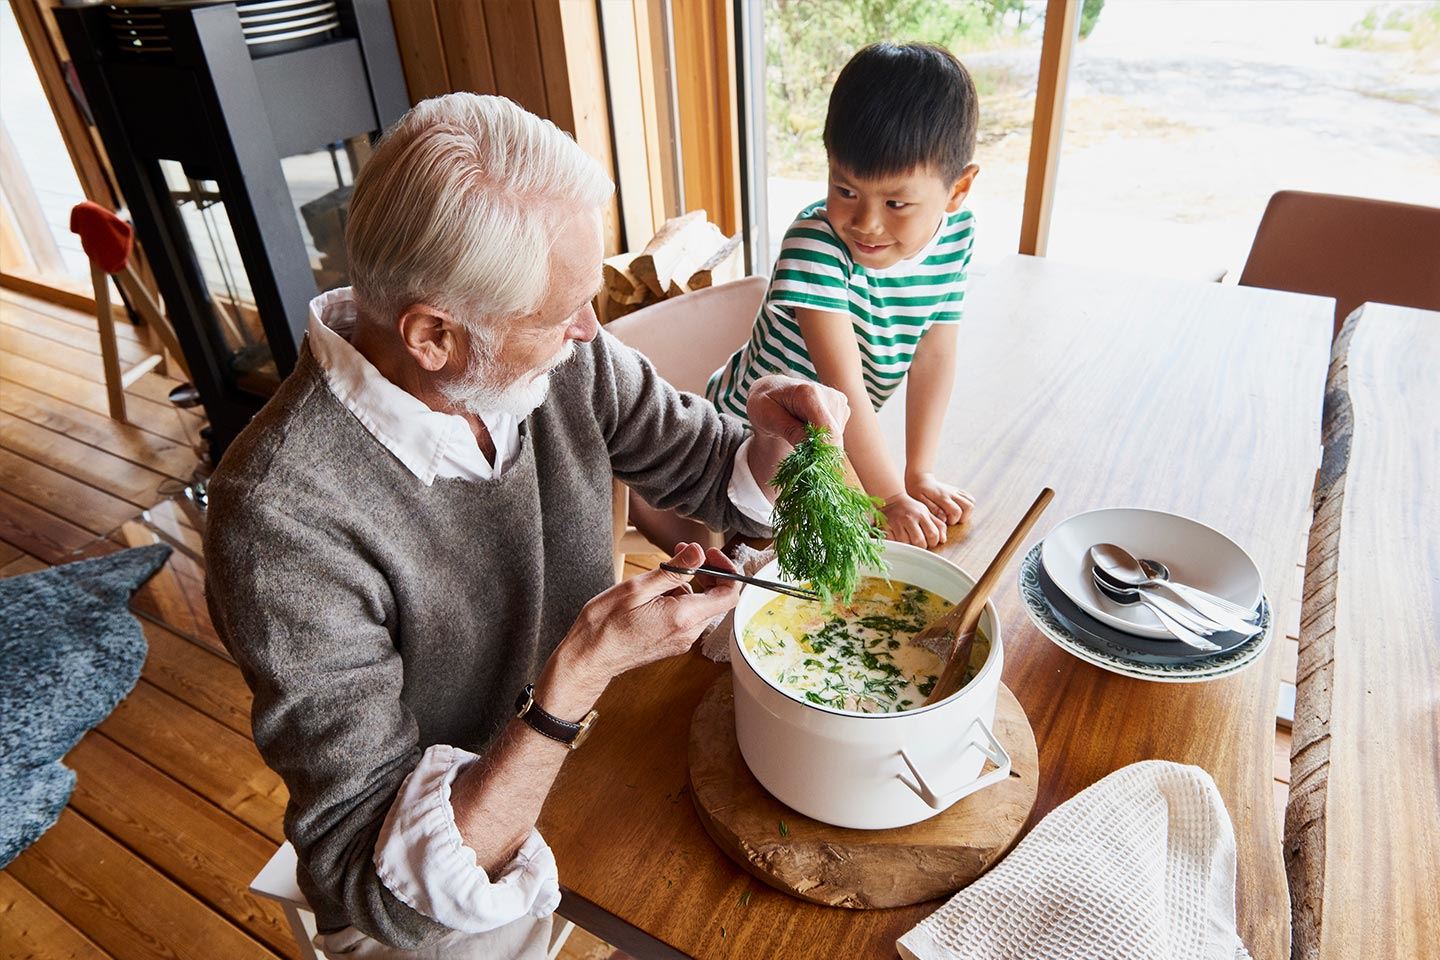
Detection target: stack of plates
<box><xmin>238</xmin><ymin>0</ymin><xmax>339</xmax><ymax>53</ymax></box>
<box><xmin>1019</xmin><ymin>508</ymin><xmax>1272</xmax><ymax>683</ymax></box>
<box><xmin>106</xmin><ymin>1</ymin><xmax>339</xmax><ymax>58</ymax></box>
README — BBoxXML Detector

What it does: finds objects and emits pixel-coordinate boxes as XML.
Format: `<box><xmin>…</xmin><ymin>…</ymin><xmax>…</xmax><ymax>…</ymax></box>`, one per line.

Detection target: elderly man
<box><xmin>204</xmin><ymin>93</ymin><xmax>846</xmax><ymax>958</ymax></box>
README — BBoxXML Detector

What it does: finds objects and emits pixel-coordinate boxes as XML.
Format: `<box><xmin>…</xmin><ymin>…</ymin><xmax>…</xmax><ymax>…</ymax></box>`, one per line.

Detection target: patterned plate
<box><xmin>1019</xmin><ymin>544</ymin><xmax>1273</xmax><ymax>683</ymax></box>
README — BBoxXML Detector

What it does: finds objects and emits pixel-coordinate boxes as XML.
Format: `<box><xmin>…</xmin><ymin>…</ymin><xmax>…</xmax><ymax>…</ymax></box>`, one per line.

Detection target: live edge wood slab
<box><xmin>1286</xmin><ymin>303</ymin><xmax>1440</xmax><ymax>959</ymax></box>
<box><xmin>689</xmin><ymin>676</ymin><xmax>1037</xmax><ymax>909</ymax></box>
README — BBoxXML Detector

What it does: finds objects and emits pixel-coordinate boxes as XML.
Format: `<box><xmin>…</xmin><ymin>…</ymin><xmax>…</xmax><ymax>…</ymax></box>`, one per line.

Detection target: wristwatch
<box><xmin>514</xmin><ymin>683</ymin><xmax>599</xmax><ymax>750</ymax></box>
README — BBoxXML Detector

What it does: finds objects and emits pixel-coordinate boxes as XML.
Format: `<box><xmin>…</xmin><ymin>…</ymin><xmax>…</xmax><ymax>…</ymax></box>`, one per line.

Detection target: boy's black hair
<box><xmin>823</xmin><ymin>42</ymin><xmax>979</xmax><ymax>183</ymax></box>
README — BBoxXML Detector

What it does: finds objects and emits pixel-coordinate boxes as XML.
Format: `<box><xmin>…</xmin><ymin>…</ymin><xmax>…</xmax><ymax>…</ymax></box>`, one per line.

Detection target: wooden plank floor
<box><xmin>0</xmin><ymin>290</ymin><xmax>1299</xmax><ymax>959</ymax></box>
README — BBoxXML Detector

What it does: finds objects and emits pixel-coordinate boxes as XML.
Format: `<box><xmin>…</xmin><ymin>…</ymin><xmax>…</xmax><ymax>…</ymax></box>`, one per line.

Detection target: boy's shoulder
<box><xmin>782</xmin><ymin>201</ymin><xmax>845</xmax><ymax>246</ymax></box>
<box><xmin>943</xmin><ymin>206</ymin><xmax>977</xmax><ymax>238</ymax></box>
<box><xmin>777</xmin><ymin>201</ymin><xmax>851</xmax><ymax>269</ymax></box>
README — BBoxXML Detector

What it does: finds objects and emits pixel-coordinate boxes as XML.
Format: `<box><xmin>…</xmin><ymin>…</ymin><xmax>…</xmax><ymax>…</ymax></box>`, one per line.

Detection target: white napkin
<box><xmin>697</xmin><ymin>544</ymin><xmax>775</xmax><ymax>662</ymax></box>
<box><xmin>898</xmin><ymin>760</ymin><xmax>1253</xmax><ymax>960</ymax></box>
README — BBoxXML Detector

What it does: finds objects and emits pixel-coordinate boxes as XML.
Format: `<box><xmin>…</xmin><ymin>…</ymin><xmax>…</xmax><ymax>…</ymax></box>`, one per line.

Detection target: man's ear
<box><xmin>945</xmin><ymin>163</ymin><xmax>980</xmax><ymax>213</ymax></box>
<box><xmin>397</xmin><ymin>303</ymin><xmax>458</xmax><ymax>373</ymax></box>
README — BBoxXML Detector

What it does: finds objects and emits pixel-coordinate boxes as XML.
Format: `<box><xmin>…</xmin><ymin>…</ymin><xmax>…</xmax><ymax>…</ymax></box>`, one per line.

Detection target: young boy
<box><xmin>707</xmin><ymin>42</ymin><xmax>980</xmax><ymax>548</ymax></box>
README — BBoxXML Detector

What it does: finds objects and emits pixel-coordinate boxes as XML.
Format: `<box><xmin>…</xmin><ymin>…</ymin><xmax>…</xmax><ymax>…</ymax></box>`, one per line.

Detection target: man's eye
<box><xmin>887</xmin><ymin>201</ymin><xmax>909</xmax><ymax>210</ymax></box>
<box><xmin>835</xmin><ymin>186</ymin><xmax>855</xmax><ymax>199</ymax></box>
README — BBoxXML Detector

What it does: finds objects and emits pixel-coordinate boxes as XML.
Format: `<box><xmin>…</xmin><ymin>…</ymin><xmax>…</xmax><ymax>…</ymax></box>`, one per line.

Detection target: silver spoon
<box><xmin>1093</xmin><ymin>568</ymin><xmax>1228</xmax><ymax>635</ymax></box>
<box><xmin>1090</xmin><ymin>544</ymin><xmax>1262</xmax><ymax>634</ymax></box>
<box><xmin>1091</xmin><ymin>572</ymin><xmax>1223</xmax><ymax>652</ymax></box>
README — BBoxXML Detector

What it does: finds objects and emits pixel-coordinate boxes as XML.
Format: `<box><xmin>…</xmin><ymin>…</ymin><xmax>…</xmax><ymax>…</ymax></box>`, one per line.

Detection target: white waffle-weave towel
<box><xmin>898</xmin><ymin>760</ymin><xmax>1253</xmax><ymax>960</ymax></box>
<box><xmin>697</xmin><ymin>544</ymin><xmax>775</xmax><ymax>662</ymax></box>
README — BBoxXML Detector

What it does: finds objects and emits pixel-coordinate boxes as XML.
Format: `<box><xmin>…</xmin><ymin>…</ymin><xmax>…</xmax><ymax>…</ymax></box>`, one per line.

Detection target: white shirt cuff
<box><xmin>728</xmin><ymin>437</ymin><xmax>775</xmax><ymax>529</ymax></box>
<box><xmin>373</xmin><ymin>744</ymin><xmax>561</xmax><ymax>933</ymax></box>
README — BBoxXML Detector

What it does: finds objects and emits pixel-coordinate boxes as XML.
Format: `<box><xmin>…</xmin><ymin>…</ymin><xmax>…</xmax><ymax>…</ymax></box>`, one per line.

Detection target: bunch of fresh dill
<box><xmin>770</xmin><ymin>424</ymin><xmax>887</xmax><ymax>604</ymax></box>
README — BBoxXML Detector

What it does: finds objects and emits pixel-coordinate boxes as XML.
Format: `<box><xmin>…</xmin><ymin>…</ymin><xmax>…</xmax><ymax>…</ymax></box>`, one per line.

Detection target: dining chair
<box><xmin>68</xmin><ymin>201</ymin><xmax>192</xmax><ymax>422</ymax></box>
<box><xmin>603</xmin><ymin>276</ymin><xmax>768</xmax><ymax>577</ymax></box>
<box><xmin>1238</xmin><ymin>190</ymin><xmax>1440</xmax><ymax>337</ymax></box>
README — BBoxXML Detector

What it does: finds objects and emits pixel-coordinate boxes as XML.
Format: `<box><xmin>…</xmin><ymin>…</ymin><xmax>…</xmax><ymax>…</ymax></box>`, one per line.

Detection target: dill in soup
<box><xmin>743</xmin><ymin>578</ymin><xmax>988</xmax><ymax>714</ymax></box>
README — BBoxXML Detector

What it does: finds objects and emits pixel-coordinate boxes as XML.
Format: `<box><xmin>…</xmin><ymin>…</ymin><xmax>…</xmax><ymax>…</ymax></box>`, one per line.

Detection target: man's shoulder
<box><xmin>207</xmin><ymin>349</ymin><xmax>362</xmax><ymax>518</ymax></box>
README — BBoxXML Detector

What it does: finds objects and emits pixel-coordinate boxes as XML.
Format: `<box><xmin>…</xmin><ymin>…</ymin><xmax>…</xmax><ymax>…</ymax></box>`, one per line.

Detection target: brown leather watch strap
<box><xmin>513</xmin><ymin>683</ymin><xmax>598</xmax><ymax>750</ymax></box>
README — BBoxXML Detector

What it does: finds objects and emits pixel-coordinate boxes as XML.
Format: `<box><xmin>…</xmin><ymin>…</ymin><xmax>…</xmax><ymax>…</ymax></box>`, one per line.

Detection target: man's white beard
<box><xmin>440</xmin><ymin>338</ymin><xmax>576</xmax><ymax>420</ymax></box>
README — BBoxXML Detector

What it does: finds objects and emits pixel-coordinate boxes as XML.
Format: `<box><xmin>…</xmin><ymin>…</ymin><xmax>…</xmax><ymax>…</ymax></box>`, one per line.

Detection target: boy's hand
<box><xmin>907</xmin><ymin>473</ymin><xmax>975</xmax><ymax>527</ymax></box>
<box><xmin>881</xmin><ymin>493</ymin><xmax>946</xmax><ymax>548</ymax></box>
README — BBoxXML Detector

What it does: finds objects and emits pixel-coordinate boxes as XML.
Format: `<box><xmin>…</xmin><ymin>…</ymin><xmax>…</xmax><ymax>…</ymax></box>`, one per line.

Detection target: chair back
<box><xmin>1239</xmin><ymin>190</ymin><xmax>1440</xmax><ymax>336</ymax></box>
<box><xmin>605</xmin><ymin>276</ymin><xmax>767</xmax><ymax>394</ymax></box>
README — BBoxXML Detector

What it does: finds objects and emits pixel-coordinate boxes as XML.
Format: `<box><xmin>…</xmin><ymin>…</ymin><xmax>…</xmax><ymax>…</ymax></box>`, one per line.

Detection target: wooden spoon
<box><xmin>918</xmin><ymin>488</ymin><xmax>1055</xmax><ymax>705</ymax></box>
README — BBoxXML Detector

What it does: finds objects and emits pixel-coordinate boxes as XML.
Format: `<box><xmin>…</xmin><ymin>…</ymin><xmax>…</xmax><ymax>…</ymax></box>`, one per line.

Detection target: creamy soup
<box><xmin>742</xmin><ymin>578</ymin><xmax>990</xmax><ymax>714</ymax></box>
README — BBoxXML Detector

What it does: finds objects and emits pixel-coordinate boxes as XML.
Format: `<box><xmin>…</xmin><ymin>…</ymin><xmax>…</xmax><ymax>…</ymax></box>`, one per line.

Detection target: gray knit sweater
<box><xmin>204</xmin><ymin>331</ymin><xmax>764</xmax><ymax>947</ymax></box>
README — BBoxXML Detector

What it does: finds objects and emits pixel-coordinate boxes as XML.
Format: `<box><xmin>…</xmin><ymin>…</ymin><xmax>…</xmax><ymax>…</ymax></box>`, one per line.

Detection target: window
<box><xmin>1046</xmin><ymin>0</ymin><xmax>1440</xmax><ymax>278</ymax></box>
<box><xmin>753</xmin><ymin>0</ymin><xmax>1049</xmax><ymax>269</ymax></box>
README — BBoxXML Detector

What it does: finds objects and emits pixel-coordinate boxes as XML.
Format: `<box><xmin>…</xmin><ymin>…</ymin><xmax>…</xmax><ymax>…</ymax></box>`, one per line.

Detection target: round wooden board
<box><xmin>688</xmin><ymin>675</ymin><xmax>1038</xmax><ymax>909</ymax></box>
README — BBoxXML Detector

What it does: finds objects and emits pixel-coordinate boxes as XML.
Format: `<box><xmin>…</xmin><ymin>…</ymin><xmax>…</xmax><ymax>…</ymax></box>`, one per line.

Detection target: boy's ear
<box><xmin>945</xmin><ymin>163</ymin><xmax>981</xmax><ymax>213</ymax></box>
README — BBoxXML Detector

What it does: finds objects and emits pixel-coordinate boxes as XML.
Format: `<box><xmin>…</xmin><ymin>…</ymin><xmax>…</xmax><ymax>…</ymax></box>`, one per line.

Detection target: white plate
<box><xmin>1020</xmin><ymin>545</ymin><xmax>1273</xmax><ymax>683</ymax></box>
<box><xmin>1040</xmin><ymin>508</ymin><xmax>1262</xmax><ymax>640</ymax></box>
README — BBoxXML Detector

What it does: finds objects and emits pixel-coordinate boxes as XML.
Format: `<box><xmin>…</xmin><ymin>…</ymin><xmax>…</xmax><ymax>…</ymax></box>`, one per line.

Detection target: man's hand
<box><xmin>539</xmin><ymin>543</ymin><xmax>740</xmax><ymax>716</ymax></box>
<box><xmin>746</xmin><ymin>375</ymin><xmax>850</xmax><ymax>446</ymax></box>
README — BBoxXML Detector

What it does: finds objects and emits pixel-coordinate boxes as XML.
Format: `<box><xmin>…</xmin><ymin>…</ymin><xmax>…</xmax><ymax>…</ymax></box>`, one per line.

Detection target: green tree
<box><xmin>764</xmin><ymin>0</ymin><xmax>1022</xmax><ymax>177</ymax></box>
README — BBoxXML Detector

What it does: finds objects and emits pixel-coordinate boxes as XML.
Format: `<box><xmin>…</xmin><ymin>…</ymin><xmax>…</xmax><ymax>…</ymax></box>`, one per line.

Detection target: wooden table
<box><xmin>1287</xmin><ymin>302</ymin><xmax>1440</xmax><ymax>958</ymax></box>
<box><xmin>540</xmin><ymin>256</ymin><xmax>1332</xmax><ymax>959</ymax></box>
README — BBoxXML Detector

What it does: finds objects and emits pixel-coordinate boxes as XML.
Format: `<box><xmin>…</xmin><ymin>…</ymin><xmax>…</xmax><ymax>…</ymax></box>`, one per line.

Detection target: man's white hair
<box><xmin>346</xmin><ymin>93</ymin><xmax>612</xmax><ymax>331</ymax></box>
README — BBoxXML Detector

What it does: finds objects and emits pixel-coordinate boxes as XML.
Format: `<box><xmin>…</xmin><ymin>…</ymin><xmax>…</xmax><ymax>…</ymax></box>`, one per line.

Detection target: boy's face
<box><xmin>826</xmin><ymin>161</ymin><xmax>979</xmax><ymax>270</ymax></box>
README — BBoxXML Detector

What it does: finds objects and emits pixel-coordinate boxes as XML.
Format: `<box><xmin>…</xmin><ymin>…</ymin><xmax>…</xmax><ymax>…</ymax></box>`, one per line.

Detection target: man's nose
<box><xmin>568</xmin><ymin>303</ymin><xmax>600</xmax><ymax>343</ymax></box>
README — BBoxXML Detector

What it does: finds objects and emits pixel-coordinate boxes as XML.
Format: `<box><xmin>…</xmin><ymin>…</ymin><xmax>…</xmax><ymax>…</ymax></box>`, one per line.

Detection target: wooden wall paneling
<box><xmin>434</xmin><ymin>0</ymin><xmax>497</xmax><ymax>93</ymax></box>
<box><xmin>600</xmin><ymin>0</ymin><xmax>660</xmax><ymax>249</ymax></box>
<box><xmin>360</xmin><ymin>1</ymin><xmax>627</xmax><ymax>254</ymax></box>
<box><xmin>671</xmin><ymin>0</ymin><xmax>740</xmax><ymax>236</ymax></box>
<box><xmin>644</xmin><ymin>0</ymin><xmax>683</xmax><ymax>219</ymax></box>
<box><xmin>536</xmin><ymin>0</ymin><xmax>623</xmax><ymax>255</ymax></box>
<box><xmin>481</xmin><ymin>0</ymin><xmax>550</xmax><ymax>117</ymax></box>
<box><xmin>1018</xmin><ymin>0</ymin><xmax>1080</xmax><ymax>256</ymax></box>
<box><xmin>631</xmin><ymin>1</ymin><xmax>670</xmax><ymax>230</ymax></box>
<box><xmin>387</xmin><ymin>0</ymin><xmax>452</xmax><ymax>103</ymax></box>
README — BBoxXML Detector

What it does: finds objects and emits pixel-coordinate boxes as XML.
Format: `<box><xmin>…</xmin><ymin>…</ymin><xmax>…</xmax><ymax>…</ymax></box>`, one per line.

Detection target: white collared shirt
<box><xmin>305</xmin><ymin>288</ymin><xmax>771</xmax><ymax>938</ymax></box>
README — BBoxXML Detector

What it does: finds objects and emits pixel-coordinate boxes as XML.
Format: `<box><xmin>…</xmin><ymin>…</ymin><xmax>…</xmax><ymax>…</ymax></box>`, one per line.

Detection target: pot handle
<box><xmin>897</xmin><ymin>717</ymin><xmax>1011</xmax><ymax>810</ymax></box>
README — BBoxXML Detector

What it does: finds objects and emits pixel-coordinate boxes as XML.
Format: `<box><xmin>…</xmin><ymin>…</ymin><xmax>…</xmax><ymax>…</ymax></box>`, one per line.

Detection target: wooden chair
<box><xmin>250</xmin><ymin>842</ymin><xmax>577</xmax><ymax>959</ymax></box>
<box><xmin>69</xmin><ymin>201</ymin><xmax>191</xmax><ymax>422</ymax></box>
<box><xmin>604</xmin><ymin>276</ymin><xmax>767</xmax><ymax>578</ymax></box>
<box><xmin>1238</xmin><ymin>191</ymin><xmax>1440</xmax><ymax>338</ymax></box>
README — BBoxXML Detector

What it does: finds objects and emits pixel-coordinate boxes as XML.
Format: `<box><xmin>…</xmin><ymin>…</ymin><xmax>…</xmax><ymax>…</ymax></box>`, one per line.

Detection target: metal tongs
<box><xmin>659</xmin><ymin>562</ymin><xmax>821</xmax><ymax>602</ymax></box>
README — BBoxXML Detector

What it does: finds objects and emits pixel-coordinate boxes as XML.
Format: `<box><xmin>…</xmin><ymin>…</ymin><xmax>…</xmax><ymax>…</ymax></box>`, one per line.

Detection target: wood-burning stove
<box><xmin>56</xmin><ymin>0</ymin><xmax>408</xmax><ymax>459</ymax></box>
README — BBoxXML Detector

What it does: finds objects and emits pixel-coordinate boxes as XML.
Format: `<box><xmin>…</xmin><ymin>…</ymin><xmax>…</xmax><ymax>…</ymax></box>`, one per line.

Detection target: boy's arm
<box><xmin>796</xmin><ymin>307</ymin><xmax>944</xmax><ymax>547</ymax></box>
<box><xmin>905</xmin><ymin>323</ymin><xmax>975</xmax><ymax>525</ymax></box>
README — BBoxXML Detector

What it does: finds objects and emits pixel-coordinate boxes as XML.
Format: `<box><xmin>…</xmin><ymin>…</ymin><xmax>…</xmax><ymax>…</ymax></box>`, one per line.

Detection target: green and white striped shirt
<box><xmin>707</xmin><ymin>202</ymin><xmax>974</xmax><ymax>420</ymax></box>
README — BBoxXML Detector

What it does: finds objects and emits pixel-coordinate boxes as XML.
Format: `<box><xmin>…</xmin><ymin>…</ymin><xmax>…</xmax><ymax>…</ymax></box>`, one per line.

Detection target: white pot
<box><xmin>729</xmin><ymin>542</ymin><xmax>1009</xmax><ymax>830</ymax></box>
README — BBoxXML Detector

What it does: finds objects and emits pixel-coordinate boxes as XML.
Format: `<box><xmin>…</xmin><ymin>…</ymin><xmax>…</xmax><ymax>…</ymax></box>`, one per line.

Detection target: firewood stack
<box><xmin>602</xmin><ymin>211</ymin><xmax>742</xmax><ymax>321</ymax></box>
